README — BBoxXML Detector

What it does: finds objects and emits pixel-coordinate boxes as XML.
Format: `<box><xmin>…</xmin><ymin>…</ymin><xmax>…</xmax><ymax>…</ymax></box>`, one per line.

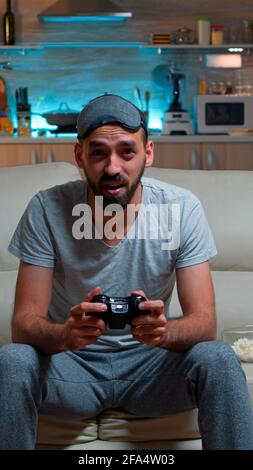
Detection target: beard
<box><xmin>84</xmin><ymin>159</ymin><xmax>146</xmax><ymax>210</ymax></box>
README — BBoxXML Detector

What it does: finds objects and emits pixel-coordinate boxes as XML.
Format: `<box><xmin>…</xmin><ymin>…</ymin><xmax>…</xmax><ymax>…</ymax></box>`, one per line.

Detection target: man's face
<box><xmin>75</xmin><ymin>125</ymin><xmax>153</xmax><ymax>209</ymax></box>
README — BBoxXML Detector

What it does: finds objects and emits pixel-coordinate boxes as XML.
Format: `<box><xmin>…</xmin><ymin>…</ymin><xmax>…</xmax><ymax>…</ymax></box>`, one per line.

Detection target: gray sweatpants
<box><xmin>0</xmin><ymin>340</ymin><xmax>253</xmax><ymax>450</ymax></box>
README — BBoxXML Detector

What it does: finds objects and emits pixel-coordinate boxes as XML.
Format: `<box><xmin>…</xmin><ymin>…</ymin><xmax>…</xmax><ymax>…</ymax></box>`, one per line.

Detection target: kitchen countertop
<box><xmin>2</xmin><ymin>134</ymin><xmax>253</xmax><ymax>144</ymax></box>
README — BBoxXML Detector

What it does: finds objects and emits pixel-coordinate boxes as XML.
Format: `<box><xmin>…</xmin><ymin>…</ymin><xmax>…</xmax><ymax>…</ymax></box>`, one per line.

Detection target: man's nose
<box><xmin>104</xmin><ymin>155</ymin><xmax>121</xmax><ymax>176</ymax></box>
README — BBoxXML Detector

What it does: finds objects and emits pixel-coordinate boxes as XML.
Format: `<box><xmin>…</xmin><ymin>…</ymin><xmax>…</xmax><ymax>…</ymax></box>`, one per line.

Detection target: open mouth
<box><xmin>102</xmin><ymin>182</ymin><xmax>125</xmax><ymax>195</ymax></box>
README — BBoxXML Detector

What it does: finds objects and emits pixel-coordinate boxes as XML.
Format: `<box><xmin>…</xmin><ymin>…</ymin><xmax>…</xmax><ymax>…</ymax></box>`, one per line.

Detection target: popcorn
<box><xmin>232</xmin><ymin>338</ymin><xmax>253</xmax><ymax>362</ymax></box>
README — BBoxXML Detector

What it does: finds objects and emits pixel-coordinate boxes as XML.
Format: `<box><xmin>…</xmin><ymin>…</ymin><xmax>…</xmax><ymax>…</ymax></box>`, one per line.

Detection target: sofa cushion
<box><xmin>170</xmin><ymin>271</ymin><xmax>253</xmax><ymax>334</ymax></box>
<box><xmin>36</xmin><ymin>438</ymin><xmax>202</xmax><ymax>450</ymax></box>
<box><xmin>144</xmin><ymin>168</ymin><xmax>253</xmax><ymax>271</ymax></box>
<box><xmin>37</xmin><ymin>415</ymin><xmax>98</xmax><ymax>445</ymax></box>
<box><xmin>0</xmin><ymin>163</ymin><xmax>80</xmax><ymax>271</ymax></box>
<box><xmin>98</xmin><ymin>409</ymin><xmax>200</xmax><ymax>442</ymax></box>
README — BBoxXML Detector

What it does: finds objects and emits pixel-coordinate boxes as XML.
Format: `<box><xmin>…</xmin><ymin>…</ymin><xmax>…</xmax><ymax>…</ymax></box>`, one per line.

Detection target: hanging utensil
<box><xmin>144</xmin><ymin>91</ymin><xmax>151</xmax><ymax>113</ymax></box>
<box><xmin>144</xmin><ymin>90</ymin><xmax>151</xmax><ymax>127</ymax></box>
<box><xmin>133</xmin><ymin>86</ymin><xmax>144</xmax><ymax>111</ymax></box>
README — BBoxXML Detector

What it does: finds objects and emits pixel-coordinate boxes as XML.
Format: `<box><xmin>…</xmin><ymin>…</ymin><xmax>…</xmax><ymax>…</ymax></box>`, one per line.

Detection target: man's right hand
<box><xmin>62</xmin><ymin>287</ymin><xmax>107</xmax><ymax>350</ymax></box>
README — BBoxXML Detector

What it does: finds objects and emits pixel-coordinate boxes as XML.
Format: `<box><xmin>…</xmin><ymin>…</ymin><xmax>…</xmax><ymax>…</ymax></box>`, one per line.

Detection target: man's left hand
<box><xmin>130</xmin><ymin>290</ymin><xmax>167</xmax><ymax>347</ymax></box>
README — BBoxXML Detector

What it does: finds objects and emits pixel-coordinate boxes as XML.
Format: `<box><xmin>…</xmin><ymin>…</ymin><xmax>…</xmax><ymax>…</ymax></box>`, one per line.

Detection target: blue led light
<box><xmin>148</xmin><ymin>110</ymin><xmax>163</xmax><ymax>131</ymax></box>
<box><xmin>40</xmin><ymin>16</ymin><xmax>128</xmax><ymax>22</ymax></box>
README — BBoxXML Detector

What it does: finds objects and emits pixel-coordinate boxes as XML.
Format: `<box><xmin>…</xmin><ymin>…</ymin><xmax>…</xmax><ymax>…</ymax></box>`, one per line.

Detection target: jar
<box><xmin>17</xmin><ymin>111</ymin><xmax>31</xmax><ymax>136</ymax></box>
<box><xmin>211</xmin><ymin>25</ymin><xmax>224</xmax><ymax>45</ymax></box>
<box><xmin>175</xmin><ymin>27</ymin><xmax>194</xmax><ymax>44</ymax></box>
<box><xmin>209</xmin><ymin>81</ymin><xmax>225</xmax><ymax>94</ymax></box>
<box><xmin>225</xmin><ymin>82</ymin><xmax>233</xmax><ymax>95</ymax></box>
<box><xmin>241</xmin><ymin>20</ymin><xmax>252</xmax><ymax>43</ymax></box>
<box><xmin>199</xmin><ymin>78</ymin><xmax>207</xmax><ymax>95</ymax></box>
<box><xmin>0</xmin><ymin>110</ymin><xmax>14</xmax><ymax>136</ymax></box>
<box><xmin>197</xmin><ymin>17</ymin><xmax>211</xmax><ymax>45</ymax></box>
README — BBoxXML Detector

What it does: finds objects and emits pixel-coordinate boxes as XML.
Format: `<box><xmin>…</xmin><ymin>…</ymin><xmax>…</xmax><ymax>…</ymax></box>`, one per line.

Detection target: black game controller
<box><xmin>89</xmin><ymin>294</ymin><xmax>150</xmax><ymax>329</ymax></box>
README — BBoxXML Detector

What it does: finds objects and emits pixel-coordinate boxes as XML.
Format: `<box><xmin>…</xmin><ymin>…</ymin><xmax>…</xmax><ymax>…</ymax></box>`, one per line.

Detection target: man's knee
<box><xmin>0</xmin><ymin>343</ymin><xmax>40</xmax><ymax>375</ymax></box>
<box><xmin>188</xmin><ymin>340</ymin><xmax>241</xmax><ymax>372</ymax></box>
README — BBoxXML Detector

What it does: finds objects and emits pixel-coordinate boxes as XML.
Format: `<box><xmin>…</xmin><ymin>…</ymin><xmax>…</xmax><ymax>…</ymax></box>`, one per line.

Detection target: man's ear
<box><xmin>74</xmin><ymin>142</ymin><xmax>84</xmax><ymax>168</ymax></box>
<box><xmin>145</xmin><ymin>140</ymin><xmax>154</xmax><ymax>168</ymax></box>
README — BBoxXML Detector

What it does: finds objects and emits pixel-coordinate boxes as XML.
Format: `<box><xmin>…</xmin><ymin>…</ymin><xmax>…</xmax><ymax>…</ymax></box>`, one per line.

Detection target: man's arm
<box><xmin>131</xmin><ymin>261</ymin><xmax>216</xmax><ymax>351</ymax></box>
<box><xmin>12</xmin><ymin>261</ymin><xmax>107</xmax><ymax>355</ymax></box>
<box><xmin>160</xmin><ymin>261</ymin><xmax>217</xmax><ymax>350</ymax></box>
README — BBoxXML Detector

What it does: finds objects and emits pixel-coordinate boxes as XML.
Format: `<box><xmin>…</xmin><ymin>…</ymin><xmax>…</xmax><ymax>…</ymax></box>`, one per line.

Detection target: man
<box><xmin>0</xmin><ymin>94</ymin><xmax>252</xmax><ymax>450</ymax></box>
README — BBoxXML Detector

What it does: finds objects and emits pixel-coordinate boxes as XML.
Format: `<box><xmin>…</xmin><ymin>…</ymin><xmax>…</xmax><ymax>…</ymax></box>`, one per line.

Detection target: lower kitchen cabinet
<box><xmin>201</xmin><ymin>143</ymin><xmax>253</xmax><ymax>170</ymax></box>
<box><xmin>0</xmin><ymin>144</ymin><xmax>41</xmax><ymax>167</ymax></box>
<box><xmin>153</xmin><ymin>143</ymin><xmax>201</xmax><ymax>169</ymax></box>
<box><xmin>0</xmin><ymin>143</ymin><xmax>75</xmax><ymax>167</ymax></box>
<box><xmin>154</xmin><ymin>142</ymin><xmax>253</xmax><ymax>170</ymax></box>
<box><xmin>1</xmin><ymin>141</ymin><xmax>253</xmax><ymax>170</ymax></box>
<box><xmin>40</xmin><ymin>144</ymin><xmax>75</xmax><ymax>164</ymax></box>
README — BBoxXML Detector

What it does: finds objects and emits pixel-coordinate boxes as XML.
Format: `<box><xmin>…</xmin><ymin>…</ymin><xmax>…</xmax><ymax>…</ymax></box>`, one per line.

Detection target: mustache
<box><xmin>100</xmin><ymin>173</ymin><xmax>127</xmax><ymax>184</ymax></box>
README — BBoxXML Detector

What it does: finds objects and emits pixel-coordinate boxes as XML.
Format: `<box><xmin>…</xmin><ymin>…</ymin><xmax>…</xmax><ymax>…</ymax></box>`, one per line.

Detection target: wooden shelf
<box><xmin>0</xmin><ymin>42</ymin><xmax>145</xmax><ymax>50</ymax></box>
<box><xmin>142</xmin><ymin>43</ymin><xmax>253</xmax><ymax>49</ymax></box>
<box><xmin>0</xmin><ymin>45</ymin><xmax>43</xmax><ymax>50</ymax></box>
<box><xmin>0</xmin><ymin>42</ymin><xmax>252</xmax><ymax>51</ymax></box>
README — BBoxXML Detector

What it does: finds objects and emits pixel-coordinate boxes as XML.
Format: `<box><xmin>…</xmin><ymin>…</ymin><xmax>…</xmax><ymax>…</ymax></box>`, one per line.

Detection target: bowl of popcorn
<box><xmin>222</xmin><ymin>326</ymin><xmax>253</xmax><ymax>363</ymax></box>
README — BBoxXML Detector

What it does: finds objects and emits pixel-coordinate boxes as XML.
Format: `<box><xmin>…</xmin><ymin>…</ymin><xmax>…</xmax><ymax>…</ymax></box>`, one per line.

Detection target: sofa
<box><xmin>0</xmin><ymin>161</ymin><xmax>252</xmax><ymax>450</ymax></box>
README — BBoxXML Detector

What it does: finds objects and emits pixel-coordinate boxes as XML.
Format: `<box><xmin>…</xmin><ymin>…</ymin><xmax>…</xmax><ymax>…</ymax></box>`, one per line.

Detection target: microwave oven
<box><xmin>195</xmin><ymin>95</ymin><xmax>253</xmax><ymax>134</ymax></box>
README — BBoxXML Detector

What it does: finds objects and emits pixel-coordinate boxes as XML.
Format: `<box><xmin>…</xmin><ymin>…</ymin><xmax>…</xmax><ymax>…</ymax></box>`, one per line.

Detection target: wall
<box><xmin>0</xmin><ymin>0</ymin><xmax>253</xmax><ymax>131</ymax></box>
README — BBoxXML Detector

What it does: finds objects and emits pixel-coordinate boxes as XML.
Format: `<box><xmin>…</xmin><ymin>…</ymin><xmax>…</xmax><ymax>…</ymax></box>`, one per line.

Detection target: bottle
<box><xmin>241</xmin><ymin>20</ymin><xmax>252</xmax><ymax>43</ymax></box>
<box><xmin>17</xmin><ymin>106</ymin><xmax>31</xmax><ymax>136</ymax></box>
<box><xmin>225</xmin><ymin>82</ymin><xmax>233</xmax><ymax>95</ymax></box>
<box><xmin>211</xmin><ymin>25</ymin><xmax>224</xmax><ymax>45</ymax></box>
<box><xmin>217</xmin><ymin>82</ymin><xmax>225</xmax><ymax>94</ymax></box>
<box><xmin>3</xmin><ymin>0</ymin><xmax>15</xmax><ymax>46</ymax></box>
<box><xmin>197</xmin><ymin>16</ymin><xmax>211</xmax><ymax>45</ymax></box>
<box><xmin>4</xmin><ymin>107</ymin><xmax>14</xmax><ymax>135</ymax></box>
<box><xmin>199</xmin><ymin>78</ymin><xmax>207</xmax><ymax>95</ymax></box>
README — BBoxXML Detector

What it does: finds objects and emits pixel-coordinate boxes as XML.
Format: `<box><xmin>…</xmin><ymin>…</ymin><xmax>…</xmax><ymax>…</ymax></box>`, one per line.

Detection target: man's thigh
<box><xmin>39</xmin><ymin>349</ymin><xmax>114</xmax><ymax>419</ymax></box>
<box><xmin>111</xmin><ymin>344</ymin><xmax>196</xmax><ymax>416</ymax></box>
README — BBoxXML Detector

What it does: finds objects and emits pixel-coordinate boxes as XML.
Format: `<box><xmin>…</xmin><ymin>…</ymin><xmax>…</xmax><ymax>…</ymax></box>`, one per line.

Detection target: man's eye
<box><xmin>90</xmin><ymin>149</ymin><xmax>106</xmax><ymax>157</ymax></box>
<box><xmin>122</xmin><ymin>148</ymin><xmax>134</xmax><ymax>156</ymax></box>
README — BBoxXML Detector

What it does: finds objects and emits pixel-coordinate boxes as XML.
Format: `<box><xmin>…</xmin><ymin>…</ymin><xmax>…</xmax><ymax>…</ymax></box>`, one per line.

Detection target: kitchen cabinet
<box><xmin>0</xmin><ymin>143</ymin><xmax>75</xmax><ymax>167</ymax></box>
<box><xmin>40</xmin><ymin>144</ymin><xmax>75</xmax><ymax>164</ymax></box>
<box><xmin>153</xmin><ymin>142</ymin><xmax>253</xmax><ymax>170</ymax></box>
<box><xmin>153</xmin><ymin>143</ymin><xmax>201</xmax><ymax>169</ymax></box>
<box><xmin>1</xmin><ymin>140</ymin><xmax>253</xmax><ymax>170</ymax></box>
<box><xmin>0</xmin><ymin>144</ymin><xmax>41</xmax><ymax>167</ymax></box>
<box><xmin>201</xmin><ymin>143</ymin><xmax>253</xmax><ymax>170</ymax></box>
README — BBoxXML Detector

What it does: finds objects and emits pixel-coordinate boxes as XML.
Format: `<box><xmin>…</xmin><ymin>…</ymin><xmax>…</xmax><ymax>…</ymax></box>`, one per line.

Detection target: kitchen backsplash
<box><xmin>1</xmin><ymin>1</ymin><xmax>253</xmax><ymax>133</ymax></box>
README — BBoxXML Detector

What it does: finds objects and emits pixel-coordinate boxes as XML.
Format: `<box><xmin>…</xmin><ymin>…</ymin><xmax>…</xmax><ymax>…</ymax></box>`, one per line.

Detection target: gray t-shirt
<box><xmin>8</xmin><ymin>176</ymin><xmax>217</xmax><ymax>351</ymax></box>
